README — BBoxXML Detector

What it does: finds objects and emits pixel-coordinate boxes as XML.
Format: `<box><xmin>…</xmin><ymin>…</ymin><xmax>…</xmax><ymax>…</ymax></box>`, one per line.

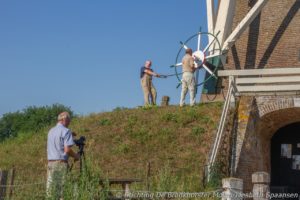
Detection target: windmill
<box><xmin>203</xmin><ymin>0</ymin><xmax>270</xmax><ymax>101</ymax></box>
<box><xmin>187</xmin><ymin>0</ymin><xmax>300</xmax><ymax>185</ymax></box>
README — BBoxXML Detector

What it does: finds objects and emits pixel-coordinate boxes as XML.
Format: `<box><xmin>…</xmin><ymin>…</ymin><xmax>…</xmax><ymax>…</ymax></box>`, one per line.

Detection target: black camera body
<box><xmin>74</xmin><ymin>136</ymin><xmax>86</xmax><ymax>147</ymax></box>
<box><xmin>74</xmin><ymin>136</ymin><xmax>86</xmax><ymax>156</ymax></box>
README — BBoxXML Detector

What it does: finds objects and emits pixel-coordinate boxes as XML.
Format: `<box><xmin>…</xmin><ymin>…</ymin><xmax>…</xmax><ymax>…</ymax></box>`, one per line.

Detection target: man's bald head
<box><xmin>57</xmin><ymin>111</ymin><xmax>71</xmax><ymax>127</ymax></box>
<box><xmin>145</xmin><ymin>60</ymin><xmax>152</xmax><ymax>68</ymax></box>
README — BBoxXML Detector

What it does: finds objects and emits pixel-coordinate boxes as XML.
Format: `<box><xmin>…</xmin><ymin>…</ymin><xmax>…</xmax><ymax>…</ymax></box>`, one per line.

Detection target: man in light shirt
<box><xmin>46</xmin><ymin>111</ymin><xmax>80</xmax><ymax>199</ymax></box>
<box><xmin>180</xmin><ymin>48</ymin><xmax>196</xmax><ymax>106</ymax></box>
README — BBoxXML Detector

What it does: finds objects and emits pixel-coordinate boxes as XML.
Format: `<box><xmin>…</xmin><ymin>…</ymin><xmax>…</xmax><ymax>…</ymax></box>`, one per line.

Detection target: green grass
<box><xmin>0</xmin><ymin>102</ymin><xmax>223</xmax><ymax>199</ymax></box>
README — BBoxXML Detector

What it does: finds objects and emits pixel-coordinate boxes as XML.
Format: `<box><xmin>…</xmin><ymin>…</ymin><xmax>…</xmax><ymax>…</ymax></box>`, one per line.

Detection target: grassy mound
<box><xmin>0</xmin><ymin>103</ymin><xmax>223</xmax><ymax>199</ymax></box>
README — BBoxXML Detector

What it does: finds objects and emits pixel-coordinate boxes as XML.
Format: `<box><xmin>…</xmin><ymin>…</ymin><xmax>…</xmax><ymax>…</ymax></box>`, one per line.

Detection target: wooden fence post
<box><xmin>0</xmin><ymin>170</ymin><xmax>9</xmax><ymax>200</ymax></box>
<box><xmin>8</xmin><ymin>167</ymin><xmax>15</xmax><ymax>199</ymax></box>
<box><xmin>161</xmin><ymin>96</ymin><xmax>170</xmax><ymax>106</ymax></box>
<box><xmin>146</xmin><ymin>162</ymin><xmax>151</xmax><ymax>191</ymax></box>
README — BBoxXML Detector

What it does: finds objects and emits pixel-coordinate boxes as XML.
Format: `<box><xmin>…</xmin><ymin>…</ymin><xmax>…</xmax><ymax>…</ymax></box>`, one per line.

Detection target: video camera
<box><xmin>74</xmin><ymin>136</ymin><xmax>86</xmax><ymax>156</ymax></box>
<box><xmin>74</xmin><ymin>136</ymin><xmax>86</xmax><ymax>147</ymax></box>
<box><xmin>70</xmin><ymin>136</ymin><xmax>86</xmax><ymax>172</ymax></box>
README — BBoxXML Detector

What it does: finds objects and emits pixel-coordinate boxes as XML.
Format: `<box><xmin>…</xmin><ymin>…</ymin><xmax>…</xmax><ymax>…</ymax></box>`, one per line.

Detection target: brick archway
<box><xmin>255</xmin><ymin>106</ymin><xmax>300</xmax><ymax>175</ymax></box>
<box><xmin>233</xmin><ymin>96</ymin><xmax>300</xmax><ymax>191</ymax></box>
<box><xmin>257</xmin><ymin>97</ymin><xmax>294</xmax><ymax>119</ymax></box>
<box><xmin>258</xmin><ymin>107</ymin><xmax>300</xmax><ymax>140</ymax></box>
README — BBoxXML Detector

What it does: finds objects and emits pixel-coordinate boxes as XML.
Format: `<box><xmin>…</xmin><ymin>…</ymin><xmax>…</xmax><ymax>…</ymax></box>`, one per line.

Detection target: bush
<box><xmin>0</xmin><ymin>104</ymin><xmax>73</xmax><ymax>142</ymax></box>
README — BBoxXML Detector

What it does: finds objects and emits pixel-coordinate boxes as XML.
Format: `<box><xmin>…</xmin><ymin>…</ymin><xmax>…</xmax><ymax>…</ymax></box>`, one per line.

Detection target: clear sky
<box><xmin>0</xmin><ymin>0</ymin><xmax>209</xmax><ymax>116</ymax></box>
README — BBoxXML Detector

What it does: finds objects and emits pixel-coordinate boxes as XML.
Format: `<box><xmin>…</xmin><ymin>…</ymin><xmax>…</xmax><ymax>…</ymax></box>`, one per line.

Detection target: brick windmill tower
<box><xmin>201</xmin><ymin>0</ymin><xmax>300</xmax><ymax>193</ymax></box>
<box><xmin>224</xmin><ymin>0</ymin><xmax>299</xmax><ymax>70</ymax></box>
<box><xmin>201</xmin><ymin>0</ymin><xmax>300</xmax><ymax>100</ymax></box>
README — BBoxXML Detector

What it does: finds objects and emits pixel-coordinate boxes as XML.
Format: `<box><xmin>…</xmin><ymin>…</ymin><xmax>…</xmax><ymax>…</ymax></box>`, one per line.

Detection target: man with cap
<box><xmin>180</xmin><ymin>48</ymin><xmax>196</xmax><ymax>106</ymax></box>
<box><xmin>46</xmin><ymin>111</ymin><xmax>80</xmax><ymax>199</ymax></box>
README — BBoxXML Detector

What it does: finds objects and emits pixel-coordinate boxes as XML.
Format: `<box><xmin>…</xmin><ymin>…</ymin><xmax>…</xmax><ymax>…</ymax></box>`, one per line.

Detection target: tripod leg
<box><xmin>81</xmin><ymin>152</ymin><xmax>86</xmax><ymax>173</ymax></box>
<box><xmin>79</xmin><ymin>155</ymin><xmax>83</xmax><ymax>173</ymax></box>
<box><xmin>69</xmin><ymin>162</ymin><xmax>74</xmax><ymax>172</ymax></box>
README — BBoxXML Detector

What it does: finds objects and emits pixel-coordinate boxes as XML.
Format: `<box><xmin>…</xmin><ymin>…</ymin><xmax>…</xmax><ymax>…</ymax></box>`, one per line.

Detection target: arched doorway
<box><xmin>271</xmin><ymin>122</ymin><xmax>300</xmax><ymax>194</ymax></box>
<box><xmin>232</xmin><ymin>98</ymin><xmax>300</xmax><ymax>192</ymax></box>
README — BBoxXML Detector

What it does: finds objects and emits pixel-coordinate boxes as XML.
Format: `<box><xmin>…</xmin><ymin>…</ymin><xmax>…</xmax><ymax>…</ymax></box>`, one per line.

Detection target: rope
<box><xmin>159</xmin><ymin>72</ymin><xmax>183</xmax><ymax>78</ymax></box>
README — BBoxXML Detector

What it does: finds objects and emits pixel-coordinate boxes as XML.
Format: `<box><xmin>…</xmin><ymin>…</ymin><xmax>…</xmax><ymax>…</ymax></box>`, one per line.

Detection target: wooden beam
<box><xmin>218</xmin><ymin>68</ymin><xmax>300</xmax><ymax>77</ymax></box>
<box><xmin>236</xmin><ymin>76</ymin><xmax>300</xmax><ymax>84</ymax></box>
<box><xmin>237</xmin><ymin>84</ymin><xmax>300</xmax><ymax>92</ymax></box>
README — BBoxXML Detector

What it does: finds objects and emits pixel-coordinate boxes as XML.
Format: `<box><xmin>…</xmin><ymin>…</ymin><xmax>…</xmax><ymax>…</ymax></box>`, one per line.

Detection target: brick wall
<box><xmin>224</xmin><ymin>0</ymin><xmax>300</xmax><ymax>69</ymax></box>
<box><xmin>232</xmin><ymin>96</ymin><xmax>264</xmax><ymax>192</ymax></box>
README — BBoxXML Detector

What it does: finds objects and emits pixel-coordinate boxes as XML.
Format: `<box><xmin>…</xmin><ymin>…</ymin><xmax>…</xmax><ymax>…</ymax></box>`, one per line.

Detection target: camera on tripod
<box><xmin>70</xmin><ymin>136</ymin><xmax>86</xmax><ymax>172</ymax></box>
<box><xmin>74</xmin><ymin>136</ymin><xmax>86</xmax><ymax>147</ymax></box>
<box><xmin>74</xmin><ymin>136</ymin><xmax>86</xmax><ymax>156</ymax></box>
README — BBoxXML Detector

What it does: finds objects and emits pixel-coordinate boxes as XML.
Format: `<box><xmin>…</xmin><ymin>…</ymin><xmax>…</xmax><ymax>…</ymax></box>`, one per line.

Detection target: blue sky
<box><xmin>0</xmin><ymin>0</ymin><xmax>209</xmax><ymax>116</ymax></box>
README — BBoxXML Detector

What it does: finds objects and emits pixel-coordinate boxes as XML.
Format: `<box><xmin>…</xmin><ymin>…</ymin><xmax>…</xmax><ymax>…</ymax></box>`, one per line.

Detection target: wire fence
<box><xmin>0</xmin><ymin>180</ymin><xmax>46</xmax><ymax>200</ymax></box>
<box><xmin>0</xmin><ymin>168</ymin><xmax>47</xmax><ymax>200</ymax></box>
<box><xmin>0</xmin><ymin>156</ymin><xmax>245</xmax><ymax>200</ymax></box>
<box><xmin>0</xmin><ymin>179</ymin><xmax>223</xmax><ymax>200</ymax></box>
<box><xmin>0</xmin><ymin>166</ymin><xmax>225</xmax><ymax>200</ymax></box>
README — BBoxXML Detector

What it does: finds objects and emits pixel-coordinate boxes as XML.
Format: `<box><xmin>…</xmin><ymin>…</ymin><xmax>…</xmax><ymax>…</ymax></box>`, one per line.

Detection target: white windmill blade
<box><xmin>206</xmin><ymin>0</ymin><xmax>217</xmax><ymax>58</ymax></box>
<box><xmin>197</xmin><ymin>32</ymin><xmax>201</xmax><ymax>51</ymax></box>
<box><xmin>194</xmin><ymin>67</ymin><xmax>200</xmax><ymax>94</ymax></box>
<box><xmin>170</xmin><ymin>62</ymin><xmax>182</xmax><ymax>68</ymax></box>
<box><xmin>202</xmin><ymin>63</ymin><xmax>217</xmax><ymax>78</ymax></box>
<box><xmin>180</xmin><ymin>41</ymin><xmax>189</xmax><ymax>50</ymax></box>
<box><xmin>175</xmin><ymin>62</ymin><xmax>182</xmax><ymax>67</ymax></box>
<box><xmin>213</xmin><ymin>0</ymin><xmax>235</xmax><ymax>49</ymax></box>
<box><xmin>206</xmin><ymin>0</ymin><xmax>216</xmax><ymax>34</ymax></box>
